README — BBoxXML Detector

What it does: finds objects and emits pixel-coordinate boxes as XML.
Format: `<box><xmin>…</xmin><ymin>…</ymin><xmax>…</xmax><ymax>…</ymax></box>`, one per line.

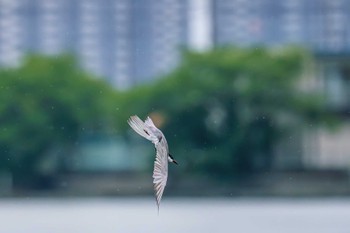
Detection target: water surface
<box><xmin>0</xmin><ymin>198</ymin><xmax>349</xmax><ymax>233</ymax></box>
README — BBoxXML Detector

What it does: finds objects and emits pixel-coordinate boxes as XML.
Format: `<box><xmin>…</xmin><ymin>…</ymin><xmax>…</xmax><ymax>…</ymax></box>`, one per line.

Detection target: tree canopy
<box><xmin>0</xmin><ymin>54</ymin><xmax>118</xmax><ymax>185</ymax></box>
<box><xmin>0</xmin><ymin>47</ymin><xmax>332</xmax><ymax>187</ymax></box>
<box><xmin>119</xmin><ymin>47</ymin><xmax>330</xmax><ymax>178</ymax></box>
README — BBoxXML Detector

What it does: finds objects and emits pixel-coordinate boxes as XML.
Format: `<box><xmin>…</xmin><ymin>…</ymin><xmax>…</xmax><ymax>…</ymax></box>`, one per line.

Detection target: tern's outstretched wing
<box><xmin>127</xmin><ymin>115</ymin><xmax>159</xmax><ymax>144</ymax></box>
<box><xmin>152</xmin><ymin>139</ymin><xmax>169</xmax><ymax>212</ymax></box>
<box><xmin>127</xmin><ymin>115</ymin><xmax>151</xmax><ymax>139</ymax></box>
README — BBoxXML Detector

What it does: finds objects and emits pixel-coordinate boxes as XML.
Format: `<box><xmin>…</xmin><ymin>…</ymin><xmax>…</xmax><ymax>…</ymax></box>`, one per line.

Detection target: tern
<box><xmin>127</xmin><ymin>115</ymin><xmax>178</xmax><ymax>212</ymax></box>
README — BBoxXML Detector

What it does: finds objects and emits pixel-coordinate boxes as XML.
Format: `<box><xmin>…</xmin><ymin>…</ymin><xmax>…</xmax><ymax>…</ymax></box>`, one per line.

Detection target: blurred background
<box><xmin>0</xmin><ymin>0</ymin><xmax>350</xmax><ymax>232</ymax></box>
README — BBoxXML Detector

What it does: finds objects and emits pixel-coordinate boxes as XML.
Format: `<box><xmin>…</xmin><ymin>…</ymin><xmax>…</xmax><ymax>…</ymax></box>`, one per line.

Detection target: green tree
<box><xmin>120</xmin><ymin>47</ymin><xmax>330</xmax><ymax>178</ymax></box>
<box><xmin>0</xmin><ymin>54</ymin><xmax>118</xmax><ymax>186</ymax></box>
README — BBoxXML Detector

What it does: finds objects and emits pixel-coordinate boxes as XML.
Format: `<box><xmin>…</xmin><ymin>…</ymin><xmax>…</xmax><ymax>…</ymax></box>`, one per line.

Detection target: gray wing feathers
<box><xmin>152</xmin><ymin>140</ymin><xmax>168</xmax><ymax>212</ymax></box>
<box><xmin>128</xmin><ymin>115</ymin><xmax>160</xmax><ymax>145</ymax></box>
<box><xmin>127</xmin><ymin>115</ymin><xmax>152</xmax><ymax>140</ymax></box>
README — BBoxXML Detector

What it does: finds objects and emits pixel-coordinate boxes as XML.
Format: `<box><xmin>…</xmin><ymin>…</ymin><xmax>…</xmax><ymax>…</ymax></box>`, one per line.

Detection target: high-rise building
<box><xmin>213</xmin><ymin>0</ymin><xmax>350</xmax><ymax>53</ymax></box>
<box><xmin>0</xmin><ymin>0</ymin><xmax>23</xmax><ymax>66</ymax></box>
<box><xmin>2</xmin><ymin>0</ymin><xmax>350</xmax><ymax>88</ymax></box>
<box><xmin>0</xmin><ymin>0</ymin><xmax>188</xmax><ymax>88</ymax></box>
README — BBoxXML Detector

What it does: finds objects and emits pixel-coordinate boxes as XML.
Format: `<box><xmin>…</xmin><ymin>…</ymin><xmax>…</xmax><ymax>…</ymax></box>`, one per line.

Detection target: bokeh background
<box><xmin>0</xmin><ymin>0</ymin><xmax>350</xmax><ymax>232</ymax></box>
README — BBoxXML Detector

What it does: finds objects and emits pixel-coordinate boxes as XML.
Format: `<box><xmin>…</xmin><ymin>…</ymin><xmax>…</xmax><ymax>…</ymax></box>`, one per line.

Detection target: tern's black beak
<box><xmin>168</xmin><ymin>153</ymin><xmax>178</xmax><ymax>165</ymax></box>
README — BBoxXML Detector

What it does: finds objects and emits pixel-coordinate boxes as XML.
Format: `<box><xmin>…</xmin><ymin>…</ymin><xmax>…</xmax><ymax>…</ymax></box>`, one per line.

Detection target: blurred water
<box><xmin>0</xmin><ymin>197</ymin><xmax>349</xmax><ymax>233</ymax></box>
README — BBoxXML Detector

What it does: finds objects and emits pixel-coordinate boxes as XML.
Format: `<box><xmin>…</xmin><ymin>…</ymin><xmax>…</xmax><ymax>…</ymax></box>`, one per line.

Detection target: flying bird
<box><xmin>127</xmin><ymin>115</ymin><xmax>177</xmax><ymax>212</ymax></box>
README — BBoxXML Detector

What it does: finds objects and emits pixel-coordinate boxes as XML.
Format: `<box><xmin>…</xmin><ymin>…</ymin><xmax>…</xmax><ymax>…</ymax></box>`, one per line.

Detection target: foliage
<box><xmin>0</xmin><ymin>47</ymin><xmax>332</xmax><ymax>186</ymax></box>
<box><xmin>0</xmin><ymin>54</ymin><xmax>118</xmax><ymax>185</ymax></box>
<box><xmin>119</xmin><ymin>47</ymin><xmax>330</xmax><ymax>178</ymax></box>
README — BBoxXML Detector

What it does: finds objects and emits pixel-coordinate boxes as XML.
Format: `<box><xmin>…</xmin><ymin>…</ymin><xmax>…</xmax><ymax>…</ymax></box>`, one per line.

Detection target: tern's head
<box><xmin>168</xmin><ymin>154</ymin><xmax>178</xmax><ymax>165</ymax></box>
